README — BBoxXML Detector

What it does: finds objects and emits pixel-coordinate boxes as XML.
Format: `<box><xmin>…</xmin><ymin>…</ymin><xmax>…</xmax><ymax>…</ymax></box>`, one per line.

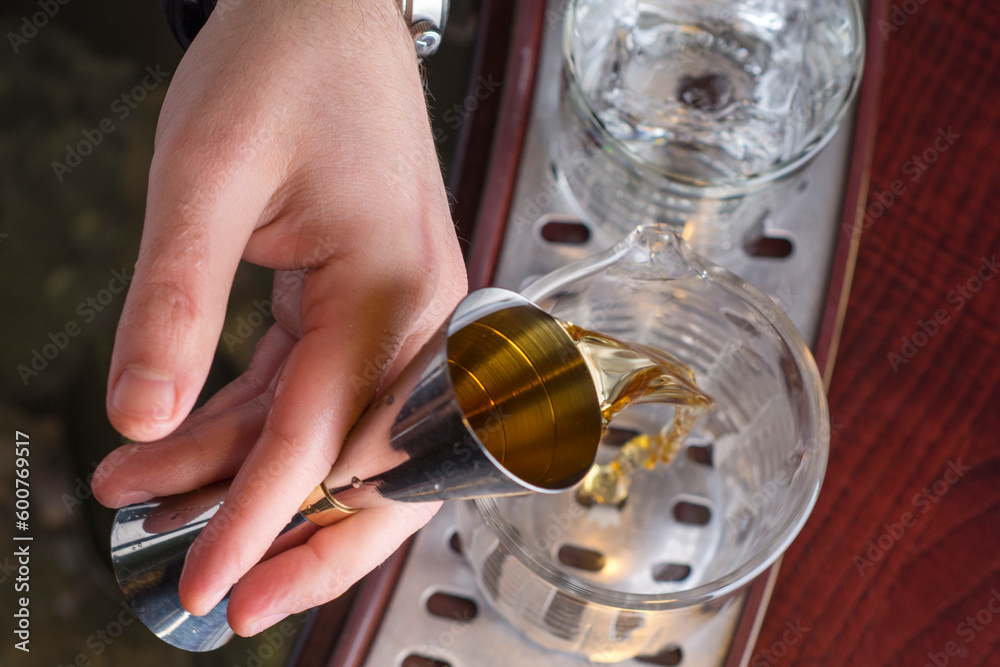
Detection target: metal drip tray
<box><xmin>364</xmin><ymin>503</ymin><xmax>742</xmax><ymax>667</ymax></box>
<box><xmin>359</xmin><ymin>0</ymin><xmax>857</xmax><ymax>663</ymax></box>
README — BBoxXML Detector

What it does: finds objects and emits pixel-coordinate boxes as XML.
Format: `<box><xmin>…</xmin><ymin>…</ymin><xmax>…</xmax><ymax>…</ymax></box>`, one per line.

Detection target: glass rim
<box><xmin>476</xmin><ymin>225</ymin><xmax>830</xmax><ymax>612</ymax></box>
<box><xmin>560</xmin><ymin>0</ymin><xmax>867</xmax><ymax>195</ymax></box>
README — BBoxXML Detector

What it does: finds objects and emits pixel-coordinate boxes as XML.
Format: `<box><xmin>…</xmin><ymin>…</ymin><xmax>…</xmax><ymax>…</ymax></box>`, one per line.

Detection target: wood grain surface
<box><xmin>753</xmin><ymin>0</ymin><xmax>1000</xmax><ymax>665</ymax></box>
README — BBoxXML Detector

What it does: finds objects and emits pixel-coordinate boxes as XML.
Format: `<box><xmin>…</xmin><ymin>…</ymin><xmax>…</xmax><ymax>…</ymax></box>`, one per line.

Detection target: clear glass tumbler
<box><xmin>457</xmin><ymin>225</ymin><xmax>829</xmax><ymax>662</ymax></box>
<box><xmin>553</xmin><ymin>0</ymin><xmax>865</xmax><ymax>246</ymax></box>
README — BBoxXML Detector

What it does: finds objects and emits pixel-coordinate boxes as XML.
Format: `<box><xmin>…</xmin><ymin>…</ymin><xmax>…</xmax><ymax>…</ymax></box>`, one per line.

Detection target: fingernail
<box><xmin>112</xmin><ymin>366</ymin><xmax>176</xmax><ymax>422</ymax></box>
<box><xmin>115</xmin><ymin>490</ymin><xmax>154</xmax><ymax>507</ymax></box>
<box><xmin>245</xmin><ymin>613</ymin><xmax>288</xmax><ymax>636</ymax></box>
<box><xmin>202</xmin><ymin>586</ymin><xmax>232</xmax><ymax>615</ymax></box>
<box><xmin>91</xmin><ymin>458</ymin><xmax>113</xmax><ymax>485</ymax></box>
<box><xmin>184</xmin><ymin>584</ymin><xmax>231</xmax><ymax>617</ymax></box>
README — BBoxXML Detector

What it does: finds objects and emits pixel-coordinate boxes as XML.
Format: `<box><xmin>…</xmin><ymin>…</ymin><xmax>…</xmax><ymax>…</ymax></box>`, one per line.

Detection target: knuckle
<box><xmin>151</xmin><ymin>125</ymin><xmax>271</xmax><ymax>215</ymax></box>
<box><xmin>142</xmin><ymin>278</ymin><xmax>202</xmax><ymax>325</ymax></box>
<box><xmin>120</xmin><ymin>276</ymin><xmax>204</xmax><ymax>345</ymax></box>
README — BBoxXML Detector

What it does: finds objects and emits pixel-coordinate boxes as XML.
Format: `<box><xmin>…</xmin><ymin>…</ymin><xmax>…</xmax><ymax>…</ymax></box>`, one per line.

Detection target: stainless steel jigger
<box><xmin>110</xmin><ymin>287</ymin><xmax>604</xmax><ymax>651</ymax></box>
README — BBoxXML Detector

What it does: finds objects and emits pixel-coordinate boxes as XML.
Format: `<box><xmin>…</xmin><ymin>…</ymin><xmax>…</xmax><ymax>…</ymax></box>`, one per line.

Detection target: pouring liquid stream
<box><xmin>558</xmin><ymin>321</ymin><xmax>714</xmax><ymax>507</ymax></box>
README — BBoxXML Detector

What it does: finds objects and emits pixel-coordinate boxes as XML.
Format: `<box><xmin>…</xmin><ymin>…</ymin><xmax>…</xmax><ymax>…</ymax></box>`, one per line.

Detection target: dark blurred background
<box><xmin>0</xmin><ymin>1</ymin><xmax>480</xmax><ymax>665</ymax></box>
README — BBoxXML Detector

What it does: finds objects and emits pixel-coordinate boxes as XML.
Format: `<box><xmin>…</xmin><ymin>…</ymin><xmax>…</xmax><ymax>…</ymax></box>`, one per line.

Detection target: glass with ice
<box><xmin>555</xmin><ymin>0</ymin><xmax>864</xmax><ymax>240</ymax></box>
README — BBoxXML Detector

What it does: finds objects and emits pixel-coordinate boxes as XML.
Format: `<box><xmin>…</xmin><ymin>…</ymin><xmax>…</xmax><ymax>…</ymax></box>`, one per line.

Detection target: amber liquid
<box><xmin>559</xmin><ymin>322</ymin><xmax>714</xmax><ymax>506</ymax></box>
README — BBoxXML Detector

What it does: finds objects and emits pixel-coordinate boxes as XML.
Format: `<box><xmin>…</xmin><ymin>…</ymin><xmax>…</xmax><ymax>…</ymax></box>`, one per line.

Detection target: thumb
<box><xmin>107</xmin><ymin>148</ymin><xmax>268</xmax><ymax>442</ymax></box>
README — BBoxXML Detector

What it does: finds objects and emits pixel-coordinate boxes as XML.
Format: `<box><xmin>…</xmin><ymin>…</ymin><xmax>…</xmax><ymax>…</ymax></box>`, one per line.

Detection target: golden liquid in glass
<box><xmin>559</xmin><ymin>322</ymin><xmax>714</xmax><ymax>506</ymax></box>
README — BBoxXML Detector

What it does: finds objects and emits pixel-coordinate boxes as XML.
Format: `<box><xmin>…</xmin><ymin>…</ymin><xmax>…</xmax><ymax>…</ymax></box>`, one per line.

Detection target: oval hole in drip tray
<box><xmin>558</xmin><ymin>544</ymin><xmax>607</xmax><ymax>572</ymax></box>
<box><xmin>652</xmin><ymin>562</ymin><xmax>692</xmax><ymax>582</ymax></box>
<box><xmin>603</xmin><ymin>426</ymin><xmax>641</xmax><ymax>447</ymax></box>
<box><xmin>402</xmin><ymin>655</ymin><xmax>451</xmax><ymax>667</ymax></box>
<box><xmin>447</xmin><ymin>530</ymin><xmax>462</xmax><ymax>555</ymax></box>
<box><xmin>744</xmin><ymin>233</ymin><xmax>793</xmax><ymax>258</ymax></box>
<box><xmin>672</xmin><ymin>500</ymin><xmax>712</xmax><ymax>525</ymax></box>
<box><xmin>685</xmin><ymin>443</ymin><xmax>713</xmax><ymax>467</ymax></box>
<box><xmin>636</xmin><ymin>645</ymin><xmax>683</xmax><ymax>666</ymax></box>
<box><xmin>741</xmin><ymin>210</ymin><xmax>793</xmax><ymax>258</ymax></box>
<box><xmin>540</xmin><ymin>217</ymin><xmax>591</xmax><ymax>245</ymax></box>
<box><xmin>425</xmin><ymin>592</ymin><xmax>478</xmax><ymax>622</ymax></box>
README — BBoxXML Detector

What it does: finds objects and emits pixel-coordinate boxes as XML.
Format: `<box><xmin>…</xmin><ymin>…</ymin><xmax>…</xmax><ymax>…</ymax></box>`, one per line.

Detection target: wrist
<box><xmin>160</xmin><ymin>0</ymin><xmax>448</xmax><ymax>57</ymax></box>
<box><xmin>399</xmin><ymin>0</ymin><xmax>449</xmax><ymax>57</ymax></box>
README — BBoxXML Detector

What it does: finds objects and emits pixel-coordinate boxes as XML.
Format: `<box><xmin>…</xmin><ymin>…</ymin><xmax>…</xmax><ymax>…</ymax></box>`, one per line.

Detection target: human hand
<box><xmin>91</xmin><ymin>0</ymin><xmax>467</xmax><ymax>636</ymax></box>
